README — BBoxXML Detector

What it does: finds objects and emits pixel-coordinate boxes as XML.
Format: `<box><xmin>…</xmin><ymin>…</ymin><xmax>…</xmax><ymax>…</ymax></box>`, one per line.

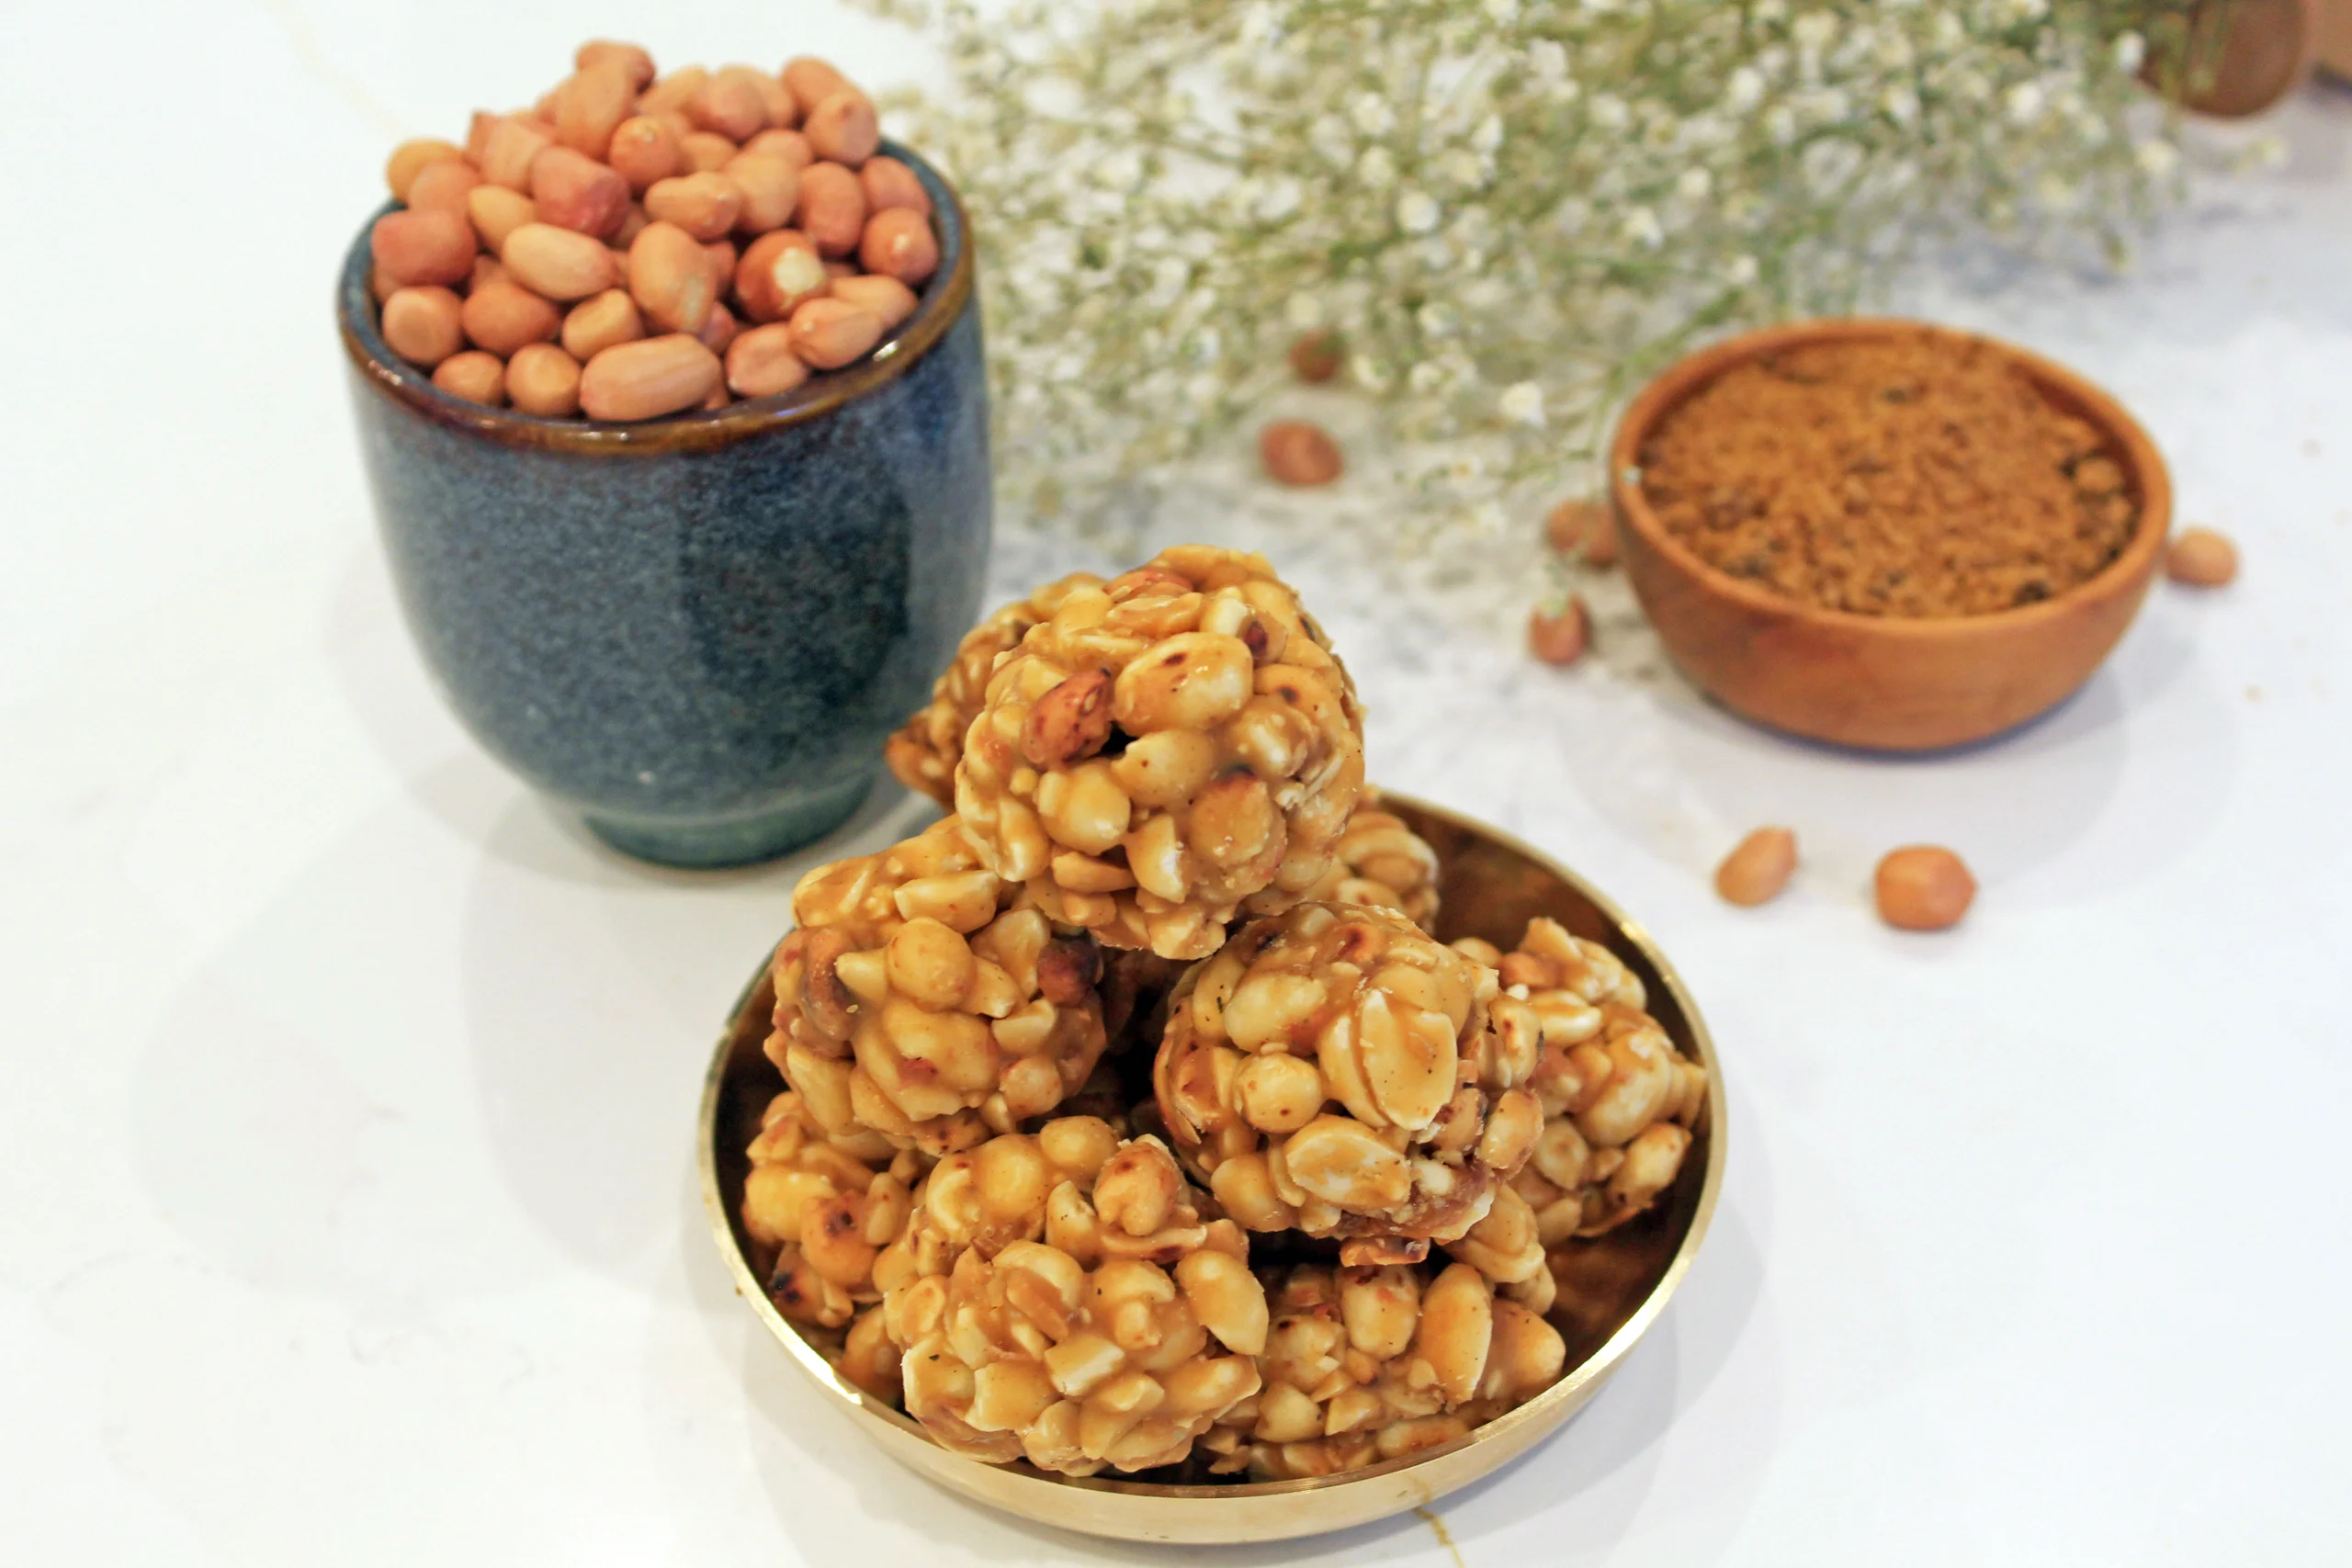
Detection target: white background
<box><xmin>5</xmin><ymin>5</ymin><xmax>2349</xmax><ymax>1562</ymax></box>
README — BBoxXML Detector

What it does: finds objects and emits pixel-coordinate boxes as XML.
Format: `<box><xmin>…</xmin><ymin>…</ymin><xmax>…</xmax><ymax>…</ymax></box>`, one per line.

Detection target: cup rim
<box><xmin>1606</xmin><ymin>316</ymin><xmax>2174</xmax><ymax>638</ymax></box>
<box><xmin>337</xmin><ymin>139</ymin><xmax>974</xmax><ymax>454</ymax></box>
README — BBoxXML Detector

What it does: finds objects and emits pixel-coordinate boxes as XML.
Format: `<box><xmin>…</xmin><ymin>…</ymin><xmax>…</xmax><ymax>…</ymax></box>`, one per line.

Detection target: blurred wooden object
<box><xmin>2317</xmin><ymin>0</ymin><xmax>2352</xmax><ymax>79</ymax></box>
<box><xmin>2149</xmin><ymin>0</ymin><xmax>2319</xmax><ymax>115</ymax></box>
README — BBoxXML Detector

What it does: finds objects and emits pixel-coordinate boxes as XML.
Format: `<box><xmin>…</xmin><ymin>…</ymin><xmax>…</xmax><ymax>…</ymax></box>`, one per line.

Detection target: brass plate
<box><xmin>697</xmin><ymin>795</ymin><xmax>1727</xmax><ymax>1543</ymax></box>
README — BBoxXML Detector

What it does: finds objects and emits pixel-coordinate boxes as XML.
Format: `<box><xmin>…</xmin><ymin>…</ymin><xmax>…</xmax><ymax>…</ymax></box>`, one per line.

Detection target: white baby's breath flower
<box><xmin>1415</xmin><ymin>299</ymin><xmax>1458</xmax><ymax>336</ymax></box>
<box><xmin>1408</xmin><ymin>360</ymin><xmax>1447</xmax><ymax>392</ymax></box>
<box><xmin>1349</xmin><ymin>92</ymin><xmax>1395</xmax><ymax>137</ymax></box>
<box><xmin>1677</xmin><ymin>166</ymin><xmax>1713</xmax><ymax>201</ymax></box>
<box><xmin>2111</xmin><ymin>30</ymin><xmax>2145</xmax><ymax>74</ymax></box>
<box><xmin>1356</xmin><ymin>145</ymin><xmax>1397</xmax><ymax>187</ymax></box>
<box><xmin>1723</xmin><ymin>253</ymin><xmax>1760</xmax><ymax>286</ymax></box>
<box><xmin>1309</xmin><ymin>114</ymin><xmax>1354</xmax><ymax>166</ymax></box>
<box><xmin>1471</xmin><ymin>114</ymin><xmax>1504</xmax><ymax>154</ymax></box>
<box><xmin>1882</xmin><ymin>85</ymin><xmax>1919</xmax><ymax>125</ymax></box>
<box><xmin>1621</xmin><ymin>205</ymin><xmax>1663</xmax><ymax>246</ymax></box>
<box><xmin>2005</xmin><ymin>80</ymin><xmax>2045</xmax><ymax>125</ymax></box>
<box><xmin>1483</xmin><ymin>0</ymin><xmax>1520</xmax><ymax>23</ymax></box>
<box><xmin>1589</xmin><ymin>93</ymin><xmax>1631</xmax><ymax>131</ymax></box>
<box><xmin>1499</xmin><ymin>380</ymin><xmax>1545</xmax><ymax>426</ymax></box>
<box><xmin>2134</xmin><ymin>138</ymin><xmax>2179</xmax><ymax>179</ymax></box>
<box><xmin>1764</xmin><ymin>103</ymin><xmax>1797</xmax><ymax>144</ymax></box>
<box><xmin>1528</xmin><ymin>38</ymin><xmax>1568</xmax><ymax>84</ymax></box>
<box><xmin>1284</xmin><ymin>292</ymin><xmax>1324</xmax><ymax>330</ymax></box>
<box><xmin>2036</xmin><ymin>173</ymin><xmax>2079</xmax><ymax>210</ymax></box>
<box><xmin>1724</xmin><ymin>65</ymin><xmax>1766</xmax><ymax>114</ymax></box>
<box><xmin>1351</xmin><ymin>354</ymin><xmax>1390</xmax><ymax>393</ymax></box>
<box><xmin>1396</xmin><ymin>189</ymin><xmax>1442</xmax><ymax>233</ymax></box>
<box><xmin>1792</xmin><ymin>11</ymin><xmax>1836</xmax><ymax>51</ymax></box>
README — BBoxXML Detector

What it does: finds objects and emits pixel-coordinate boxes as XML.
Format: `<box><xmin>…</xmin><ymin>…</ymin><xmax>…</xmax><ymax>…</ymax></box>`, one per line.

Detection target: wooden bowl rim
<box><xmin>1607</xmin><ymin>316</ymin><xmax>2174</xmax><ymax>638</ymax></box>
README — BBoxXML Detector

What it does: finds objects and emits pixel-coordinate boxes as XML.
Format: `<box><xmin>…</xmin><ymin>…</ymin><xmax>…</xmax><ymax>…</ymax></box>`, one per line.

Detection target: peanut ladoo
<box><xmin>769</xmin><ymin>817</ymin><xmax>1112</xmax><ymax>1155</ymax></box>
<box><xmin>1154</xmin><ymin>903</ymin><xmax>1544</xmax><ymax>1261</ymax></box>
<box><xmin>955</xmin><ymin>547</ymin><xmax>1366</xmax><ymax>962</ymax></box>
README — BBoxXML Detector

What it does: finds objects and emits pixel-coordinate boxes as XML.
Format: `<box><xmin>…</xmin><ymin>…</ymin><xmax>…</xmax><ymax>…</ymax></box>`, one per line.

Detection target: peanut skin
<box><xmin>1874</xmin><ymin>846</ymin><xmax>1975</xmax><ymax>931</ymax></box>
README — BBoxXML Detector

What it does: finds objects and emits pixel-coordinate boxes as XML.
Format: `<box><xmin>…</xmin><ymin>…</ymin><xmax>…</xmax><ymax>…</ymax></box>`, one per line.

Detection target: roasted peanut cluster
<box><xmin>1154</xmin><ymin>902</ymin><xmax>1544</xmax><ymax>1259</ymax></box>
<box><xmin>742</xmin><ymin>1091</ymin><xmax>923</xmax><ymax>1330</ymax></box>
<box><xmin>872</xmin><ymin>1126</ymin><xmax>1271</xmax><ymax>1474</ymax></box>
<box><xmin>954</xmin><ymin>547</ymin><xmax>1367</xmax><ymax>961</ymax></box>
<box><xmin>1466</xmin><ymin>919</ymin><xmax>1709</xmax><ymax>1242</ymax></box>
<box><xmin>1302</xmin><ymin>802</ymin><xmax>1442</xmax><ymax>929</ymax></box>
<box><xmin>1199</xmin><ymin>1261</ymin><xmax>1566</xmax><ymax>1480</ymax></box>
<box><xmin>768</xmin><ymin>817</ymin><xmax>1112</xmax><ymax>1155</ymax></box>
<box><xmin>885</xmin><ymin>573</ymin><xmax>1107</xmax><ymax>807</ymax></box>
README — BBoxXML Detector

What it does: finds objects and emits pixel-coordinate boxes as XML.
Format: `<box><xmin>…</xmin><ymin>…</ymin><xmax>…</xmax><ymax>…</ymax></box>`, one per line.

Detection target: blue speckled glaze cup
<box><xmin>339</xmin><ymin>143</ymin><xmax>989</xmax><ymax>868</ymax></box>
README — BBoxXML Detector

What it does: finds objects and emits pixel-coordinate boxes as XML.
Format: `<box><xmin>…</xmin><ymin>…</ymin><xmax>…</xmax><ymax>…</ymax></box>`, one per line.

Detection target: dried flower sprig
<box><xmin>859</xmin><ymin>0</ymin><xmax>2218</xmax><ymax>547</ymax></box>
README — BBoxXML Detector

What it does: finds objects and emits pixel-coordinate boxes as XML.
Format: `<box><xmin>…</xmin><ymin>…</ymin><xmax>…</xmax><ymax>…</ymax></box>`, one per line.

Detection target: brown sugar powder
<box><xmin>1636</xmin><ymin>333</ymin><xmax>2140</xmax><ymax>616</ymax></box>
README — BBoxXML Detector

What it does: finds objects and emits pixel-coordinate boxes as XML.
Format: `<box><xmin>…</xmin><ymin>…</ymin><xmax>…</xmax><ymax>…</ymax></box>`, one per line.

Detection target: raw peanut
<box><xmin>561</xmin><ymin>288</ymin><xmax>644</xmax><ymax>360</ymax></box>
<box><xmin>533</xmin><ymin>86</ymin><xmax>559</xmax><ymax>120</ymax></box>
<box><xmin>859</xmin><ymin>208</ymin><xmax>939</xmax><ymax>286</ymax></box>
<box><xmin>803</xmin><ymin>90</ymin><xmax>879</xmax><ymax>166</ymax></box>
<box><xmin>379</xmin><ymin>286</ymin><xmax>465</xmax><ymax>367</ymax></box>
<box><xmin>467</xmin><ymin>254</ymin><xmax>504</xmax><ymax>291</ymax></box>
<box><xmin>1544</xmin><ymin>498</ymin><xmax>1617</xmax><ymax>565</ymax></box>
<box><xmin>1259</xmin><ymin>420</ymin><xmax>1341</xmax><ymax>486</ymax></box>
<box><xmin>795</xmin><ymin>162</ymin><xmax>866</xmax><ymax>257</ymax></box>
<box><xmin>502</xmin><ymin>222</ymin><xmax>619</xmax><ymax>300</ymax></box>
<box><xmin>782</xmin><ymin>58</ymin><xmax>852</xmax><ymax>111</ymax></box>
<box><xmin>859</xmin><ymin>155</ymin><xmax>932</xmax><ymax>217</ymax></box>
<box><xmin>628</xmin><ymin>220</ymin><xmax>718</xmax><ymax>333</ymax></box>
<box><xmin>576</xmin><ymin>39</ymin><xmax>656</xmax><ymax>91</ymax></box>
<box><xmin>680</xmin><ymin>131</ymin><xmax>739</xmax><ymax>174</ymax></box>
<box><xmin>644</xmin><ymin>171</ymin><xmax>742</xmax><ymax>240</ymax></box>
<box><xmin>460</xmin><ymin>276</ymin><xmax>560</xmax><ymax>355</ymax></box>
<box><xmin>506</xmin><ymin>342</ymin><xmax>582</xmax><ymax>417</ymax></box>
<box><xmin>1527</xmin><ymin>599</ymin><xmax>1590</xmax><ymax>666</ymax></box>
<box><xmin>786</xmin><ymin>297</ymin><xmax>883</xmax><ymax>370</ymax></box>
<box><xmin>638</xmin><ymin>66</ymin><xmax>708</xmax><ymax>117</ymax></box>
<box><xmin>689</xmin><ymin>66</ymin><xmax>773</xmax><ymax>141</ymax></box>
<box><xmin>700</xmin><ymin>383</ymin><xmax>731</xmax><ymax>410</ymax></box>
<box><xmin>370</xmin><ymin>261</ymin><xmax>400</xmax><ymax>302</ymax></box>
<box><xmin>371</xmin><ymin>209</ymin><xmax>477</xmax><ymax>288</ymax></box>
<box><xmin>704</xmin><ymin>238</ymin><xmax>739</xmax><ymax>291</ymax></box>
<box><xmin>579</xmin><ymin>334</ymin><xmax>724</xmax><ymax>421</ymax></box>
<box><xmin>726</xmin><ymin>153</ymin><xmax>800</xmax><ymax>234</ymax></box>
<box><xmin>612</xmin><ymin>203</ymin><xmax>650</xmax><ymax>248</ymax></box>
<box><xmin>726</xmin><ymin>322</ymin><xmax>811</xmax><ymax>398</ymax></box>
<box><xmin>750</xmin><ymin>73</ymin><xmax>797</xmax><ymax>130</ymax></box>
<box><xmin>1288</xmin><ymin>331</ymin><xmax>1341</xmax><ymax>383</ymax></box>
<box><xmin>1874</xmin><ymin>846</ymin><xmax>1975</xmax><ymax>931</ymax></box>
<box><xmin>403</xmin><ymin>157</ymin><xmax>482</xmax><ymax>217</ymax></box>
<box><xmin>463</xmin><ymin>110</ymin><xmax>498</xmax><ymax>164</ymax></box>
<box><xmin>552</xmin><ymin>62</ymin><xmax>635</xmax><ymax>157</ymax></box>
<box><xmin>745</xmin><ymin>128</ymin><xmax>814</xmax><ymax>170</ymax></box>
<box><xmin>605</xmin><ymin>115</ymin><xmax>682</xmax><ymax>194</ymax></box>
<box><xmin>1714</xmin><ymin>827</ymin><xmax>1797</xmax><ymax>908</ymax></box>
<box><xmin>529</xmin><ymin>145</ymin><xmax>629</xmax><ymax>236</ymax></box>
<box><xmin>695</xmin><ymin>300</ymin><xmax>740</xmax><ymax>355</ymax></box>
<box><xmin>824</xmin><ymin>260</ymin><xmax>856</xmax><ymax>281</ymax></box>
<box><xmin>828</xmin><ymin>273</ymin><xmax>918</xmax><ymax>331</ymax></box>
<box><xmin>2166</xmin><ymin>526</ymin><xmax>2238</xmax><ymax>587</ymax></box>
<box><xmin>480</xmin><ymin>115</ymin><xmax>555</xmax><ymax>191</ymax></box>
<box><xmin>466</xmin><ymin>185</ymin><xmax>537</xmax><ymax>254</ymax></box>
<box><xmin>387</xmin><ymin>138</ymin><xmax>464</xmax><ymax>201</ymax></box>
<box><xmin>735</xmin><ymin>231</ymin><xmax>828</xmax><ymax>322</ymax></box>
<box><xmin>432</xmin><ymin>349</ymin><xmax>506</xmax><ymax>405</ymax></box>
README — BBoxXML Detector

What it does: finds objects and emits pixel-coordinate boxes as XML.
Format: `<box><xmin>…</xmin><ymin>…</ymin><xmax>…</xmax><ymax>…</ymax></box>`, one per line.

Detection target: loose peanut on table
<box><xmin>1527</xmin><ymin>599</ymin><xmax>1590</xmax><ymax>666</ymax></box>
<box><xmin>1260</xmin><ymin>420</ymin><xmax>1342</xmax><ymax>486</ymax></box>
<box><xmin>1544</xmin><ymin>499</ymin><xmax>1616</xmax><ymax>565</ymax></box>
<box><xmin>1714</xmin><ymin>827</ymin><xmax>1797</xmax><ymax>907</ymax></box>
<box><xmin>1873</xmin><ymin>845</ymin><xmax>1976</xmax><ymax>931</ymax></box>
<box><xmin>369</xmin><ymin>43</ymin><xmax>936</xmax><ymax>416</ymax></box>
<box><xmin>2167</xmin><ymin>526</ymin><xmax>2239</xmax><ymax>587</ymax></box>
<box><xmin>1288</xmin><ymin>331</ymin><xmax>1342</xmax><ymax>383</ymax></box>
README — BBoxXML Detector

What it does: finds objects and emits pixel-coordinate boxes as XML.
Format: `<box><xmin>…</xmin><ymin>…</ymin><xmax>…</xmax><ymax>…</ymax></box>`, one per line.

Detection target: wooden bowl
<box><xmin>1607</xmin><ymin>319</ymin><xmax>2172</xmax><ymax>752</ymax></box>
<box><xmin>699</xmin><ymin>795</ymin><xmax>1727</xmax><ymax>1544</ymax></box>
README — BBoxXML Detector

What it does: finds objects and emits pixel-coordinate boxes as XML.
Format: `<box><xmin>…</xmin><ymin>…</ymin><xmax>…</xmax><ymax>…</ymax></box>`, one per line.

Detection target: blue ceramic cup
<box><xmin>338</xmin><ymin>144</ymin><xmax>989</xmax><ymax>868</ymax></box>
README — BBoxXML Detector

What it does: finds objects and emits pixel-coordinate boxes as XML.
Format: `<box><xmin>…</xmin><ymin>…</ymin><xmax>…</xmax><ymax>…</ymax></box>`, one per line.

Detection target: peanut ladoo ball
<box><xmin>1197</xmin><ymin>1260</ymin><xmax>1566</xmax><ymax>1480</ymax></box>
<box><xmin>741</xmin><ymin>1092</ymin><xmax>924</xmax><ymax>1330</ymax></box>
<box><xmin>954</xmin><ymin>547</ymin><xmax>1367</xmax><ymax>962</ymax></box>
<box><xmin>1464</xmin><ymin>919</ymin><xmax>1709</xmax><ymax>1244</ymax></box>
<box><xmin>885</xmin><ymin>572</ymin><xmax>1106</xmax><ymax>807</ymax></box>
<box><xmin>1153</xmin><ymin>903</ymin><xmax>1544</xmax><ymax>1261</ymax></box>
<box><xmin>874</xmin><ymin>1127</ymin><xmax>1270</xmax><ymax>1475</ymax></box>
<box><xmin>768</xmin><ymin>817</ymin><xmax>1113</xmax><ymax>1155</ymax></box>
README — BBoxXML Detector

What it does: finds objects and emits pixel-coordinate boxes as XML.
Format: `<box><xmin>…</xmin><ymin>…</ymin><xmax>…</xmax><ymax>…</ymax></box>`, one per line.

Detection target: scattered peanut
<box><xmin>1713</xmin><ymin>828</ymin><xmax>1797</xmax><ymax>907</ymax></box>
<box><xmin>1527</xmin><ymin>599</ymin><xmax>1590</xmax><ymax>666</ymax></box>
<box><xmin>367</xmin><ymin>43</ymin><xmax>939</xmax><ymax>419</ymax></box>
<box><xmin>1259</xmin><ymin>420</ymin><xmax>1342</xmax><ymax>486</ymax></box>
<box><xmin>1873</xmin><ymin>846</ymin><xmax>1976</xmax><ymax>931</ymax></box>
<box><xmin>2166</xmin><ymin>526</ymin><xmax>2238</xmax><ymax>587</ymax></box>
<box><xmin>1288</xmin><ymin>331</ymin><xmax>1342</xmax><ymax>383</ymax></box>
<box><xmin>1544</xmin><ymin>499</ymin><xmax>1616</xmax><ymax>565</ymax></box>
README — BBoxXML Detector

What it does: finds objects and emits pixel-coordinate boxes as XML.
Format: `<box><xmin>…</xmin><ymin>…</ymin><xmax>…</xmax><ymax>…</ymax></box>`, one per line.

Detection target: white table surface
<box><xmin>6</xmin><ymin>7</ymin><xmax>2349</xmax><ymax>1562</ymax></box>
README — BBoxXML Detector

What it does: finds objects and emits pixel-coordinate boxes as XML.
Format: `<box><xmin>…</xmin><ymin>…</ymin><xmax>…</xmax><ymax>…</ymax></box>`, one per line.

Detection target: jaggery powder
<box><xmin>1636</xmin><ymin>333</ymin><xmax>2139</xmax><ymax>617</ymax></box>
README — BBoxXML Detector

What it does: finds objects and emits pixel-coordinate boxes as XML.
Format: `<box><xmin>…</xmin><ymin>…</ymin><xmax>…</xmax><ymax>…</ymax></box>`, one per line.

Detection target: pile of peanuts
<box><xmin>369</xmin><ymin>42</ymin><xmax>940</xmax><ymax>421</ymax></box>
<box><xmin>742</xmin><ymin>545</ymin><xmax>1709</xmax><ymax>1483</ymax></box>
